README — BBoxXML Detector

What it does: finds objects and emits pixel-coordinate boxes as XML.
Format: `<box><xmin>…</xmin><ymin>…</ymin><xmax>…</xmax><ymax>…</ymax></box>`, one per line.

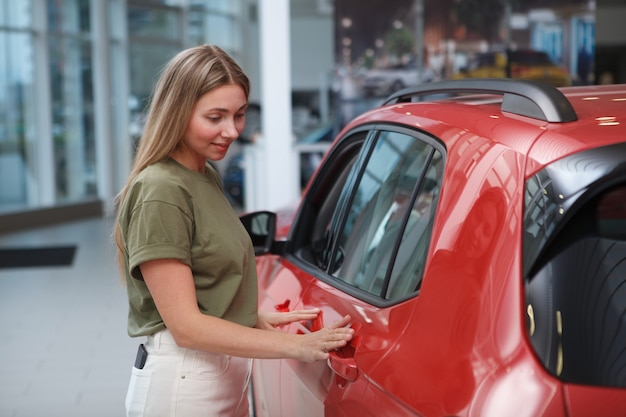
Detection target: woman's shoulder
<box><xmin>140</xmin><ymin>159</ymin><xmax>179</xmax><ymax>177</ymax></box>
<box><xmin>137</xmin><ymin>159</ymin><xmax>197</xmax><ymax>184</ymax></box>
<box><xmin>132</xmin><ymin>160</ymin><xmax>195</xmax><ymax>197</ymax></box>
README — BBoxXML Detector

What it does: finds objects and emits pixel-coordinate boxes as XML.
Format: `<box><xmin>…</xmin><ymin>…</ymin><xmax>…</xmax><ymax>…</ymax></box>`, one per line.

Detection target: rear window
<box><xmin>524</xmin><ymin>144</ymin><xmax>626</xmax><ymax>388</ymax></box>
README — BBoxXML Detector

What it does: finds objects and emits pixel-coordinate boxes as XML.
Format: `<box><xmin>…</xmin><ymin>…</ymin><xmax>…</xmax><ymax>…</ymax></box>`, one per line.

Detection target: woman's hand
<box><xmin>257</xmin><ymin>309</ymin><xmax>321</xmax><ymax>330</ymax></box>
<box><xmin>296</xmin><ymin>314</ymin><xmax>354</xmax><ymax>362</ymax></box>
<box><xmin>258</xmin><ymin>310</ymin><xmax>354</xmax><ymax>362</ymax></box>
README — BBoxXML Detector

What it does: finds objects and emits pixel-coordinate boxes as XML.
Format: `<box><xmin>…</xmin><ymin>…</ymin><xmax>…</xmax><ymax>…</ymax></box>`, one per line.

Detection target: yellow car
<box><xmin>454</xmin><ymin>49</ymin><xmax>571</xmax><ymax>87</ymax></box>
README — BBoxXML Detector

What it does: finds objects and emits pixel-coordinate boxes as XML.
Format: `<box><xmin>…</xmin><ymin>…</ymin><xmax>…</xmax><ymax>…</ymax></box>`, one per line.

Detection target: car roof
<box><xmin>528</xmin><ymin>84</ymin><xmax>626</xmax><ymax>167</ymax></box>
<box><xmin>341</xmin><ymin>80</ymin><xmax>626</xmax><ymax>177</ymax></box>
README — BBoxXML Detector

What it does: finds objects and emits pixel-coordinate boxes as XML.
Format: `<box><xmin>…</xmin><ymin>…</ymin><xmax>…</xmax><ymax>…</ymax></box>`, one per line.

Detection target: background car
<box><xmin>361</xmin><ymin>62</ymin><xmax>438</xmax><ymax>97</ymax></box>
<box><xmin>454</xmin><ymin>49</ymin><xmax>571</xmax><ymax>87</ymax></box>
<box><xmin>242</xmin><ymin>79</ymin><xmax>626</xmax><ymax>417</ymax></box>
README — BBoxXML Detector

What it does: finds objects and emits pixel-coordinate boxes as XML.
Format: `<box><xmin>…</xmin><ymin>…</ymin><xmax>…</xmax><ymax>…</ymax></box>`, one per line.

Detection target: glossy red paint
<box><xmin>565</xmin><ymin>385</ymin><xmax>626</xmax><ymax>417</ymax></box>
<box><xmin>247</xmin><ymin>81</ymin><xmax>626</xmax><ymax>416</ymax></box>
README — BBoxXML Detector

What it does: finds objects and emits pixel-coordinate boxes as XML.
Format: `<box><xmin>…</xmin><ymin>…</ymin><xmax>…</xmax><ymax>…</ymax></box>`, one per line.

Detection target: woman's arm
<box><xmin>140</xmin><ymin>258</ymin><xmax>353</xmax><ymax>362</ymax></box>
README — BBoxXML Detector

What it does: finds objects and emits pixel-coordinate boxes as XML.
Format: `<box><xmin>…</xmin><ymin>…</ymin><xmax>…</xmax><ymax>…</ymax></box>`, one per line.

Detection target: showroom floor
<box><xmin>0</xmin><ymin>216</ymin><xmax>136</xmax><ymax>417</ymax></box>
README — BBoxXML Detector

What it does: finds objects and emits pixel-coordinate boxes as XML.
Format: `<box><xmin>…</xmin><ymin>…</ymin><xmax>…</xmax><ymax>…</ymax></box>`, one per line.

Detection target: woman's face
<box><xmin>465</xmin><ymin>202</ymin><xmax>499</xmax><ymax>259</ymax></box>
<box><xmin>176</xmin><ymin>84</ymin><xmax>247</xmax><ymax>171</ymax></box>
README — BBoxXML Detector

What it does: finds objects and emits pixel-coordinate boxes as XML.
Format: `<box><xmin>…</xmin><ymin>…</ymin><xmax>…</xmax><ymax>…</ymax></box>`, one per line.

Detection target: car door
<box><xmin>250</xmin><ymin>128</ymin><xmax>369</xmax><ymax>417</ymax></box>
<box><xmin>252</xmin><ymin>252</ymin><xmax>313</xmax><ymax>417</ymax></box>
<box><xmin>278</xmin><ymin>126</ymin><xmax>445</xmax><ymax>416</ymax></box>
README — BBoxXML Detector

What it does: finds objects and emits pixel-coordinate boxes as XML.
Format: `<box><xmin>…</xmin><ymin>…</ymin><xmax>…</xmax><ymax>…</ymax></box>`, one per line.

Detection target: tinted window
<box><xmin>523</xmin><ymin>142</ymin><xmax>626</xmax><ymax>276</ymax></box>
<box><xmin>329</xmin><ymin>130</ymin><xmax>443</xmax><ymax>301</ymax></box>
<box><xmin>290</xmin><ymin>130</ymin><xmax>367</xmax><ymax>267</ymax></box>
<box><xmin>526</xmin><ymin>183</ymin><xmax>626</xmax><ymax>388</ymax></box>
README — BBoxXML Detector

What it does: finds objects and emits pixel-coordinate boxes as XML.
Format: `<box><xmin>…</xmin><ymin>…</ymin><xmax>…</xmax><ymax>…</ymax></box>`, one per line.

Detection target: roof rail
<box><xmin>383</xmin><ymin>78</ymin><xmax>577</xmax><ymax>123</ymax></box>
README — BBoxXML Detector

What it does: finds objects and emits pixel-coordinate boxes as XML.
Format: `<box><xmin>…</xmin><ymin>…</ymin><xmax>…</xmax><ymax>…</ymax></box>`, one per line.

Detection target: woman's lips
<box><xmin>212</xmin><ymin>143</ymin><xmax>229</xmax><ymax>152</ymax></box>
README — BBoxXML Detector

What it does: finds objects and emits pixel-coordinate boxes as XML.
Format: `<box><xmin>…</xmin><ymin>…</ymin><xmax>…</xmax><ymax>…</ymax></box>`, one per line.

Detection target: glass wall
<box><xmin>187</xmin><ymin>0</ymin><xmax>243</xmax><ymax>53</ymax></box>
<box><xmin>127</xmin><ymin>2</ymin><xmax>183</xmax><ymax>150</ymax></box>
<box><xmin>48</xmin><ymin>0</ymin><xmax>96</xmax><ymax>204</ymax></box>
<box><xmin>0</xmin><ymin>2</ymin><xmax>38</xmax><ymax>212</ymax></box>
<box><xmin>0</xmin><ymin>0</ymin><xmax>246</xmax><ymax>216</ymax></box>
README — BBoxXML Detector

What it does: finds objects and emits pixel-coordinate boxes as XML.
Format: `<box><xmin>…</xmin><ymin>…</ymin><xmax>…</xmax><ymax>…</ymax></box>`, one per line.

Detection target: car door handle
<box><xmin>274</xmin><ymin>300</ymin><xmax>325</xmax><ymax>335</ymax></box>
<box><xmin>274</xmin><ymin>299</ymin><xmax>291</xmax><ymax>312</ymax></box>
<box><xmin>328</xmin><ymin>347</ymin><xmax>359</xmax><ymax>382</ymax></box>
<box><xmin>284</xmin><ymin>307</ymin><xmax>361</xmax><ymax>382</ymax></box>
<box><xmin>328</xmin><ymin>323</ymin><xmax>361</xmax><ymax>383</ymax></box>
<box><xmin>290</xmin><ymin>307</ymin><xmax>325</xmax><ymax>334</ymax></box>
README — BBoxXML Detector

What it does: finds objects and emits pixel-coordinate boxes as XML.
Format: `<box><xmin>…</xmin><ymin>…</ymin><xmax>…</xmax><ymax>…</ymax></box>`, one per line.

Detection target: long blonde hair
<box><xmin>113</xmin><ymin>44</ymin><xmax>250</xmax><ymax>272</ymax></box>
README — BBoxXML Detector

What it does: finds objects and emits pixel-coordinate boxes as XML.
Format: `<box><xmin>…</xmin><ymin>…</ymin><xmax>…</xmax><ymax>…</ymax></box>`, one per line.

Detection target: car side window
<box><xmin>329</xmin><ymin>130</ymin><xmax>443</xmax><ymax>301</ymax></box>
<box><xmin>290</xmin><ymin>130</ymin><xmax>367</xmax><ymax>267</ymax></box>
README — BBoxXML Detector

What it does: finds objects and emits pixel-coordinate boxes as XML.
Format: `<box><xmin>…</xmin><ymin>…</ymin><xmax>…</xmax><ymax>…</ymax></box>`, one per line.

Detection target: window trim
<box><xmin>287</xmin><ymin>123</ymin><xmax>446</xmax><ymax>308</ymax></box>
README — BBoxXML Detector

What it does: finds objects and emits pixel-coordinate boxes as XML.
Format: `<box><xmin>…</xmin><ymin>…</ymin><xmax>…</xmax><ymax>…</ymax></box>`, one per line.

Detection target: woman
<box><xmin>114</xmin><ymin>45</ymin><xmax>353</xmax><ymax>417</ymax></box>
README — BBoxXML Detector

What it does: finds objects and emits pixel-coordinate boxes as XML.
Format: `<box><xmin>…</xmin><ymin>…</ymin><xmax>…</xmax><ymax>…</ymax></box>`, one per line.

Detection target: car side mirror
<box><xmin>239</xmin><ymin>211</ymin><xmax>277</xmax><ymax>256</ymax></box>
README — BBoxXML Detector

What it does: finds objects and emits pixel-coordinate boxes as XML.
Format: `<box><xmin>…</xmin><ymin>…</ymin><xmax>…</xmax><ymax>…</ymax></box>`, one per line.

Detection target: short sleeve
<box><xmin>126</xmin><ymin>200</ymin><xmax>194</xmax><ymax>280</ymax></box>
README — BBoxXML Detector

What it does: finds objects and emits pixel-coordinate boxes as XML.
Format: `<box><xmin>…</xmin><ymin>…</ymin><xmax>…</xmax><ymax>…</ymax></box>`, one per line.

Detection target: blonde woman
<box><xmin>114</xmin><ymin>45</ymin><xmax>353</xmax><ymax>417</ymax></box>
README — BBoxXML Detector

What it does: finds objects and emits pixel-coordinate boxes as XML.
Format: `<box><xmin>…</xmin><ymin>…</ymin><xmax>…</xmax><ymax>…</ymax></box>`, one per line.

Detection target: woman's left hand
<box><xmin>257</xmin><ymin>309</ymin><xmax>321</xmax><ymax>331</ymax></box>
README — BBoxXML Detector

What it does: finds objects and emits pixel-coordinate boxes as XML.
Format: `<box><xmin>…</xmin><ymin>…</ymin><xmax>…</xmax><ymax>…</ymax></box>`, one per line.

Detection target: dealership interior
<box><xmin>1</xmin><ymin>1</ymin><xmax>625</xmax><ymax>416</ymax></box>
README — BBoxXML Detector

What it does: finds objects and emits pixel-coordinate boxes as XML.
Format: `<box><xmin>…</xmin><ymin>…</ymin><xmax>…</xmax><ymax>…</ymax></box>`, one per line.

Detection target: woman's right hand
<box><xmin>295</xmin><ymin>314</ymin><xmax>354</xmax><ymax>362</ymax></box>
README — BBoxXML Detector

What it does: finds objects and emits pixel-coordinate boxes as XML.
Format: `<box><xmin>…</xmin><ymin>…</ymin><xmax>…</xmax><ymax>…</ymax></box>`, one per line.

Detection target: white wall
<box><xmin>290</xmin><ymin>16</ymin><xmax>334</xmax><ymax>91</ymax></box>
<box><xmin>241</xmin><ymin>5</ymin><xmax>334</xmax><ymax>101</ymax></box>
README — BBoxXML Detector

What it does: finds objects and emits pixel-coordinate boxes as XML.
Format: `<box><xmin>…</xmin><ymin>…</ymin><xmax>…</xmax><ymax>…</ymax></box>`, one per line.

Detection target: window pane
<box><xmin>0</xmin><ymin>32</ymin><xmax>37</xmax><ymax>213</ymax></box>
<box><xmin>188</xmin><ymin>13</ymin><xmax>239</xmax><ymax>50</ymax></box>
<box><xmin>187</xmin><ymin>1</ymin><xmax>242</xmax><ymax>52</ymax></box>
<box><xmin>0</xmin><ymin>1</ymin><xmax>31</xmax><ymax>28</ymax></box>
<box><xmin>523</xmin><ymin>142</ymin><xmax>626</xmax><ymax>277</ymax></box>
<box><xmin>597</xmin><ymin>185</ymin><xmax>626</xmax><ymax>239</ymax></box>
<box><xmin>127</xmin><ymin>4</ymin><xmax>182</xmax><ymax>146</ymax></box>
<box><xmin>128</xmin><ymin>6</ymin><xmax>180</xmax><ymax>40</ymax></box>
<box><xmin>47</xmin><ymin>0</ymin><xmax>91</xmax><ymax>33</ymax></box>
<box><xmin>128</xmin><ymin>42</ymin><xmax>180</xmax><ymax>146</ymax></box>
<box><xmin>333</xmin><ymin>131</ymin><xmax>437</xmax><ymax>298</ymax></box>
<box><xmin>49</xmin><ymin>36</ymin><xmax>97</xmax><ymax>202</ymax></box>
<box><xmin>190</xmin><ymin>0</ymin><xmax>241</xmax><ymax>13</ymax></box>
<box><xmin>527</xmin><ymin>183</ymin><xmax>626</xmax><ymax>388</ymax></box>
<box><xmin>141</xmin><ymin>0</ymin><xmax>184</xmax><ymax>6</ymax></box>
<box><xmin>108</xmin><ymin>0</ymin><xmax>129</xmax><ymax>40</ymax></box>
<box><xmin>386</xmin><ymin>150</ymin><xmax>442</xmax><ymax>299</ymax></box>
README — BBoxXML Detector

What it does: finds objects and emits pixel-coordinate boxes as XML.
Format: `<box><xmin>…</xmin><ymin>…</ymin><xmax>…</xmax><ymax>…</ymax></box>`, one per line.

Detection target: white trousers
<box><xmin>125</xmin><ymin>329</ymin><xmax>252</xmax><ymax>417</ymax></box>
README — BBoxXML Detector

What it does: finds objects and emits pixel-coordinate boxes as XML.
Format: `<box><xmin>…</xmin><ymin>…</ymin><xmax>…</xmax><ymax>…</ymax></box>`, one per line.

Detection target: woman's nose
<box><xmin>222</xmin><ymin>118</ymin><xmax>240</xmax><ymax>140</ymax></box>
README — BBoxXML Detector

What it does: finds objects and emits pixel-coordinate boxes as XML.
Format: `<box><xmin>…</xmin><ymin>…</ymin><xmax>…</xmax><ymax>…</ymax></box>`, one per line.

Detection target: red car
<box><xmin>241</xmin><ymin>79</ymin><xmax>626</xmax><ymax>417</ymax></box>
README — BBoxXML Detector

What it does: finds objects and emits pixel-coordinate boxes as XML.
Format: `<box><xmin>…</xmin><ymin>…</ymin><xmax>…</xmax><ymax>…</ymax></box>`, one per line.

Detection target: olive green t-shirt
<box><xmin>118</xmin><ymin>158</ymin><xmax>258</xmax><ymax>337</ymax></box>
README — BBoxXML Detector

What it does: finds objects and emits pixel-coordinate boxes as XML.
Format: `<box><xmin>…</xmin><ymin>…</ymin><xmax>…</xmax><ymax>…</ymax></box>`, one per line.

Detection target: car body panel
<box><xmin>248</xmin><ymin>81</ymin><xmax>626</xmax><ymax>417</ymax></box>
<box><xmin>252</xmin><ymin>257</ymin><xmax>310</xmax><ymax>417</ymax></box>
<box><xmin>293</xmin><ymin>147</ymin><xmax>533</xmax><ymax>416</ymax></box>
<box><xmin>565</xmin><ymin>385</ymin><xmax>626</xmax><ymax>417</ymax></box>
<box><xmin>525</xmin><ymin>85</ymin><xmax>626</xmax><ymax>171</ymax></box>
